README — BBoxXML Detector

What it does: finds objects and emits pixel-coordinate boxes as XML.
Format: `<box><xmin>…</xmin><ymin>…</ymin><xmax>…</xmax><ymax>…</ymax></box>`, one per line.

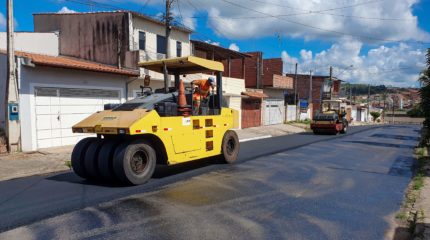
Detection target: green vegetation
<box><xmin>65</xmin><ymin>160</ymin><xmax>72</xmax><ymax>170</ymax></box>
<box><xmin>369</xmin><ymin>112</ymin><xmax>381</xmax><ymax>122</ymax></box>
<box><xmin>413</xmin><ymin>173</ymin><xmax>425</xmax><ymax>190</ymax></box>
<box><xmin>406</xmin><ymin>106</ymin><xmax>424</xmax><ymax>118</ymax></box>
<box><xmin>287</xmin><ymin>119</ymin><xmax>311</xmax><ymax>125</ymax></box>
<box><xmin>419</xmin><ymin>49</ymin><xmax>430</xmax><ymax>145</ymax></box>
<box><xmin>395</xmin><ymin>212</ymin><xmax>408</xmax><ymax>221</ymax></box>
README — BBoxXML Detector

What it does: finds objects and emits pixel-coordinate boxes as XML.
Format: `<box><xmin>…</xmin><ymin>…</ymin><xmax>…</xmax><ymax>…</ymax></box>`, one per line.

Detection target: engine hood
<box><xmin>73</xmin><ymin>109</ymin><xmax>151</xmax><ymax>129</ymax></box>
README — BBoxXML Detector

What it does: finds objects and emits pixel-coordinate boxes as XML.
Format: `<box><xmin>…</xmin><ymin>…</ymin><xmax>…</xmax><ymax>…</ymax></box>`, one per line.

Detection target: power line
<box><xmin>63</xmin><ymin>0</ymin><xmax>121</xmax><ymax>11</ymax></box>
<box><xmin>185</xmin><ymin>0</ymin><xmax>199</xmax><ymax>11</ymax></box>
<box><xmin>219</xmin><ymin>0</ymin><xmax>430</xmax><ymax>45</ymax></box>
<box><xmin>245</xmin><ymin>0</ymin><xmax>385</xmax><ymax>13</ymax></box>
<box><xmin>138</xmin><ymin>0</ymin><xmax>152</xmax><ymax>13</ymax></box>
<box><xmin>189</xmin><ymin>11</ymin><xmax>415</xmax><ymax>22</ymax></box>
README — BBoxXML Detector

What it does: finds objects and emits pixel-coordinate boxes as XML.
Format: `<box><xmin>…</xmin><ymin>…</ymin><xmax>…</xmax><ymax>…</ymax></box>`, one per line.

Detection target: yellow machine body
<box><xmin>73</xmin><ymin>108</ymin><xmax>238</xmax><ymax>165</ymax></box>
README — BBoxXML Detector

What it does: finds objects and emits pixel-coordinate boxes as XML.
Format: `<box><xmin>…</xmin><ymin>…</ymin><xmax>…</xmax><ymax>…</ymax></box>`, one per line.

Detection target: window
<box><xmin>157</xmin><ymin>35</ymin><xmax>167</xmax><ymax>55</ymax></box>
<box><xmin>176</xmin><ymin>41</ymin><xmax>182</xmax><ymax>57</ymax></box>
<box><xmin>139</xmin><ymin>31</ymin><xmax>146</xmax><ymax>50</ymax></box>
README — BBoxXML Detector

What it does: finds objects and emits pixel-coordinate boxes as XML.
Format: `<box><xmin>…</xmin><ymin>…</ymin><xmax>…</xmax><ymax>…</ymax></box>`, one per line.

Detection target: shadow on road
<box><xmin>46</xmin><ymin>156</ymin><xmax>224</xmax><ymax>187</ymax></box>
<box><xmin>345</xmin><ymin>141</ymin><xmax>415</xmax><ymax>149</ymax></box>
<box><xmin>152</xmin><ymin>157</ymin><xmax>221</xmax><ymax>178</ymax></box>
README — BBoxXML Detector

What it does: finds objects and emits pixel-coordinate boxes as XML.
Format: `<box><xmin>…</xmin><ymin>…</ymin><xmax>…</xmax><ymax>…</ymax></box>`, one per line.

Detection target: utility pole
<box><xmin>329</xmin><ymin>66</ymin><xmax>333</xmax><ymax>99</ymax></box>
<box><xmin>165</xmin><ymin>0</ymin><xmax>172</xmax><ymax>59</ymax></box>
<box><xmin>163</xmin><ymin>0</ymin><xmax>173</xmax><ymax>92</ymax></box>
<box><xmin>309</xmin><ymin>70</ymin><xmax>313</xmax><ymax>103</ymax></box>
<box><xmin>5</xmin><ymin>0</ymin><xmax>18</xmax><ymax>152</ymax></box>
<box><xmin>294</xmin><ymin>63</ymin><xmax>298</xmax><ymax>120</ymax></box>
<box><xmin>294</xmin><ymin>63</ymin><xmax>298</xmax><ymax>105</ymax></box>
<box><xmin>309</xmin><ymin>70</ymin><xmax>313</xmax><ymax>119</ymax></box>
<box><xmin>367</xmin><ymin>84</ymin><xmax>370</xmax><ymax>122</ymax></box>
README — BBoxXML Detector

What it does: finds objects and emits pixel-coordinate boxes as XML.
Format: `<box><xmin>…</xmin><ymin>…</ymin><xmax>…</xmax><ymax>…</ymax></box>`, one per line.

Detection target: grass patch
<box><xmin>412</xmin><ymin>173</ymin><xmax>425</xmax><ymax>190</ymax></box>
<box><xmin>287</xmin><ymin>119</ymin><xmax>311</xmax><ymax>125</ymax></box>
<box><xmin>65</xmin><ymin>160</ymin><xmax>72</xmax><ymax>170</ymax></box>
<box><xmin>395</xmin><ymin>212</ymin><xmax>408</xmax><ymax>221</ymax></box>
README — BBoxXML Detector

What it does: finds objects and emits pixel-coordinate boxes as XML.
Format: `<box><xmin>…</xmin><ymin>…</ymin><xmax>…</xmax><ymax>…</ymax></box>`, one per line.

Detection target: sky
<box><xmin>0</xmin><ymin>0</ymin><xmax>429</xmax><ymax>87</ymax></box>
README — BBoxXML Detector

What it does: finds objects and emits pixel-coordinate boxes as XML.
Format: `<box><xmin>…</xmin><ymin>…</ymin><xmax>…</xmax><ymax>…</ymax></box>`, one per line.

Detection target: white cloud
<box><xmin>282</xmin><ymin>39</ymin><xmax>426</xmax><ymax>87</ymax></box>
<box><xmin>205</xmin><ymin>40</ymin><xmax>220</xmax><ymax>46</ymax></box>
<box><xmin>0</xmin><ymin>13</ymin><xmax>6</xmax><ymax>31</ymax></box>
<box><xmin>229</xmin><ymin>43</ymin><xmax>240</xmax><ymax>51</ymax></box>
<box><xmin>169</xmin><ymin>0</ymin><xmax>429</xmax><ymax>44</ymax></box>
<box><xmin>58</xmin><ymin>7</ymin><xmax>77</xmax><ymax>14</ymax></box>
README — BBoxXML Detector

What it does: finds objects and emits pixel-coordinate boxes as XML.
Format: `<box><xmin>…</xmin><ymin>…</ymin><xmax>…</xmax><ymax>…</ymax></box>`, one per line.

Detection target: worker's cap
<box><xmin>208</xmin><ymin>76</ymin><xmax>216</xmax><ymax>86</ymax></box>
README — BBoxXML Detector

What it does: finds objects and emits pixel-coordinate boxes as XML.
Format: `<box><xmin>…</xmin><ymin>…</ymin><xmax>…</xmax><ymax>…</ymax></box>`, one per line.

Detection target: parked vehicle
<box><xmin>311</xmin><ymin>100</ymin><xmax>348</xmax><ymax>135</ymax></box>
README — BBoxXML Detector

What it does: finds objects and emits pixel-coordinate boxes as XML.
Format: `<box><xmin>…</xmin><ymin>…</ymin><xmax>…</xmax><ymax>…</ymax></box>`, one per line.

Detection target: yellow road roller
<box><xmin>71</xmin><ymin>56</ymin><xmax>240</xmax><ymax>185</ymax></box>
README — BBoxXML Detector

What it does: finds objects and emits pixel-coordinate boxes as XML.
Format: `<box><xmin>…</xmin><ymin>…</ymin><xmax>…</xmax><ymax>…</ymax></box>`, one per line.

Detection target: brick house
<box><xmin>285</xmin><ymin>74</ymin><xmax>342</xmax><ymax>118</ymax></box>
<box><xmin>228</xmin><ymin>52</ymin><xmax>293</xmax><ymax>126</ymax></box>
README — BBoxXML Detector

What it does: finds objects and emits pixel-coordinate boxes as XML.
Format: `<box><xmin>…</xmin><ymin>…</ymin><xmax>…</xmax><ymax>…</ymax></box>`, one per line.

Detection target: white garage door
<box><xmin>35</xmin><ymin>87</ymin><xmax>121</xmax><ymax>149</ymax></box>
<box><xmin>264</xmin><ymin>99</ymin><xmax>285</xmax><ymax>125</ymax></box>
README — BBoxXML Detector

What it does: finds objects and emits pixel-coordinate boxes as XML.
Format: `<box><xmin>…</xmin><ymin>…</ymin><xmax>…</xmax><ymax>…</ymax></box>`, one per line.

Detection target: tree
<box><xmin>407</xmin><ymin>104</ymin><xmax>424</xmax><ymax>118</ymax></box>
<box><xmin>418</xmin><ymin>49</ymin><xmax>430</xmax><ymax>144</ymax></box>
<box><xmin>370</xmin><ymin>111</ymin><xmax>381</xmax><ymax>122</ymax></box>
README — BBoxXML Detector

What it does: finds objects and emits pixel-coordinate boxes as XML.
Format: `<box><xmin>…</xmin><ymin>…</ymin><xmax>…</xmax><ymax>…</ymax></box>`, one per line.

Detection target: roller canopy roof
<box><xmin>138</xmin><ymin>56</ymin><xmax>224</xmax><ymax>74</ymax></box>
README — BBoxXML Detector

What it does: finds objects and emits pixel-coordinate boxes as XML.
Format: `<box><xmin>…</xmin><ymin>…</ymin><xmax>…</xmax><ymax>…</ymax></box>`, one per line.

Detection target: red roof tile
<box><xmin>242</xmin><ymin>91</ymin><xmax>268</xmax><ymax>98</ymax></box>
<box><xmin>1</xmin><ymin>50</ymin><xmax>139</xmax><ymax>76</ymax></box>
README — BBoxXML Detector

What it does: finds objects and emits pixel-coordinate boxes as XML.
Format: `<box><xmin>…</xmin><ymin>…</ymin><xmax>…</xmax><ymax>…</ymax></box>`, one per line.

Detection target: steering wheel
<box><xmin>141</xmin><ymin>86</ymin><xmax>152</xmax><ymax>92</ymax></box>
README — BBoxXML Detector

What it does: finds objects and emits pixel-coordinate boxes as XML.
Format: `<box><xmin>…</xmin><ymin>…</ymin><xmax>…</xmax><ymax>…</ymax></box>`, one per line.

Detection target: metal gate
<box><xmin>241</xmin><ymin>98</ymin><xmax>261</xmax><ymax>128</ymax></box>
<box><xmin>35</xmin><ymin>87</ymin><xmax>121</xmax><ymax>148</ymax></box>
<box><xmin>264</xmin><ymin>99</ymin><xmax>285</xmax><ymax>125</ymax></box>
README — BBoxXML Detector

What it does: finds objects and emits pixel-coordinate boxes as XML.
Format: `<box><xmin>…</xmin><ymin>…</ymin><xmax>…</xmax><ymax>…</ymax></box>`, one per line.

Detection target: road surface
<box><xmin>0</xmin><ymin>125</ymin><xmax>420</xmax><ymax>239</ymax></box>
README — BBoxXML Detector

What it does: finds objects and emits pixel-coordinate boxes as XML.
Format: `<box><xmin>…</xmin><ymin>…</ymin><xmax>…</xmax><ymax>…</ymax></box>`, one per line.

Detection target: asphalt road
<box><xmin>0</xmin><ymin>125</ymin><xmax>420</xmax><ymax>239</ymax></box>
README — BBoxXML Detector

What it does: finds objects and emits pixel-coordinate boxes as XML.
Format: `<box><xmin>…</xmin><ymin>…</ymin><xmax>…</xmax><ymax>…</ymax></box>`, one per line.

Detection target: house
<box><xmin>0</xmin><ymin>32</ymin><xmax>139</xmax><ymax>151</ymax></box>
<box><xmin>228</xmin><ymin>52</ymin><xmax>293</xmax><ymax>126</ymax></box>
<box><xmin>33</xmin><ymin>11</ymin><xmax>192</xmax><ymax>98</ymax></box>
<box><xmin>285</xmin><ymin>73</ymin><xmax>342</xmax><ymax>119</ymax></box>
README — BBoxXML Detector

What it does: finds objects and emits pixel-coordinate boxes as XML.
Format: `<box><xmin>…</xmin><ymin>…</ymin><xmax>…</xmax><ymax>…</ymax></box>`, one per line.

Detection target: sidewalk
<box><xmin>236</xmin><ymin>124</ymin><xmax>306</xmax><ymax>142</ymax></box>
<box><xmin>412</xmin><ymin>147</ymin><xmax>430</xmax><ymax>239</ymax></box>
<box><xmin>0</xmin><ymin>124</ymin><xmax>306</xmax><ymax>181</ymax></box>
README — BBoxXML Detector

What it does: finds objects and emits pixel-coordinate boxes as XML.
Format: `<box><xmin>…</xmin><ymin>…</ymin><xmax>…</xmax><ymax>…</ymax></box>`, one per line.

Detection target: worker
<box><xmin>191</xmin><ymin>76</ymin><xmax>216</xmax><ymax>115</ymax></box>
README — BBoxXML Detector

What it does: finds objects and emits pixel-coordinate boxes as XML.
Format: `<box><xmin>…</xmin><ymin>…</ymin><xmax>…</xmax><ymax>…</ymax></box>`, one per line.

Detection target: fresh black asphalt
<box><xmin>0</xmin><ymin>125</ymin><xmax>418</xmax><ymax>239</ymax></box>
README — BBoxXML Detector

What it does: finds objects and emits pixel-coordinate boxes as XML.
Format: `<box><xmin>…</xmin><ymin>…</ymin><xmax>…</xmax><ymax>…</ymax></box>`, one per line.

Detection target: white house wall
<box><xmin>131</xmin><ymin>15</ymin><xmax>191</xmax><ymax>81</ymax></box>
<box><xmin>263</xmin><ymin>88</ymin><xmax>286</xmax><ymax>99</ymax></box>
<box><xmin>131</xmin><ymin>17</ymin><xmax>190</xmax><ymax>56</ymax></box>
<box><xmin>19</xmin><ymin>65</ymin><xmax>128</xmax><ymax>151</ymax></box>
<box><xmin>0</xmin><ymin>32</ymin><xmax>59</xmax><ymax>56</ymax></box>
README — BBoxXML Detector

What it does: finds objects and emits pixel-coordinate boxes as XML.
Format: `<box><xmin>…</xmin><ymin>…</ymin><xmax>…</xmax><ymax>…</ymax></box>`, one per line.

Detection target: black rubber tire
<box><xmin>340</xmin><ymin>125</ymin><xmax>348</xmax><ymax>134</ymax></box>
<box><xmin>97</xmin><ymin>139</ymin><xmax>121</xmax><ymax>181</ymax></box>
<box><xmin>71</xmin><ymin>137</ymin><xmax>97</xmax><ymax>179</ymax></box>
<box><xmin>220</xmin><ymin>130</ymin><xmax>240</xmax><ymax>164</ymax></box>
<box><xmin>113</xmin><ymin>140</ymin><xmax>156</xmax><ymax>185</ymax></box>
<box><xmin>313</xmin><ymin>130</ymin><xmax>320</xmax><ymax>135</ymax></box>
<box><xmin>83</xmin><ymin>139</ymin><xmax>104</xmax><ymax>180</ymax></box>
